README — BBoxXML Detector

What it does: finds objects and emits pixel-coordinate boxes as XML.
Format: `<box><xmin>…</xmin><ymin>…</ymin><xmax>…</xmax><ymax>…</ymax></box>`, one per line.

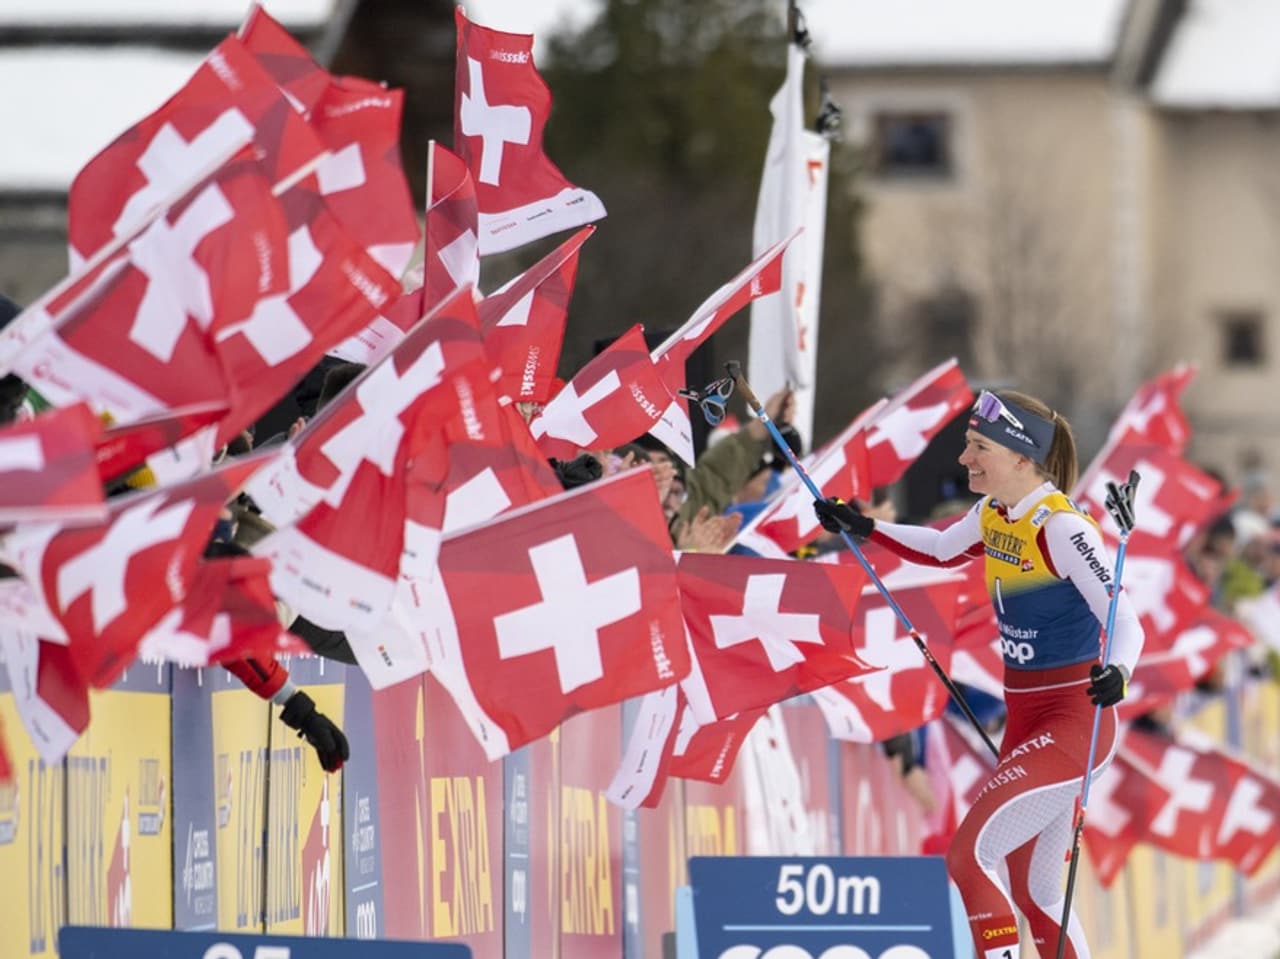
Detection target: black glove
<box><xmin>813</xmin><ymin>497</ymin><xmax>874</xmax><ymax>538</ymax></box>
<box><xmin>280</xmin><ymin>691</ymin><xmax>350</xmax><ymax>773</ymax></box>
<box><xmin>1087</xmin><ymin>663</ymin><xmax>1128</xmax><ymax>707</ymax></box>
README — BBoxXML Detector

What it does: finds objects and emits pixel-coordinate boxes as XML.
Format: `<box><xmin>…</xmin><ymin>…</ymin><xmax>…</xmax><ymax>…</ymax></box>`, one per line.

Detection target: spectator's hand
<box><xmin>675</xmin><ymin>506</ymin><xmax>742</xmax><ymax>553</ymax></box>
<box><xmin>1087</xmin><ymin>663</ymin><xmax>1128</xmax><ymax>707</ymax></box>
<box><xmin>280</xmin><ymin>691</ymin><xmax>350</xmax><ymax>772</ymax></box>
<box><xmin>650</xmin><ymin>458</ymin><xmax>677</xmax><ymax>507</ymax></box>
<box><xmin>287</xmin><ymin>417</ymin><xmax>306</xmax><ymax>440</ymax></box>
<box><xmin>813</xmin><ymin>498</ymin><xmax>874</xmax><ymax>538</ymax></box>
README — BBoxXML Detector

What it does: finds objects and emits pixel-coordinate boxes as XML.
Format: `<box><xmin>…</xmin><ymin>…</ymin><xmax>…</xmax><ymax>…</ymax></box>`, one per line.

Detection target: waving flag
<box><xmin>0</xmin><ymin>613</ymin><xmax>90</xmax><ymax>764</ymax></box>
<box><xmin>649</xmin><ymin>233</ymin><xmax>798</xmax><ymax>464</ymax></box>
<box><xmin>0</xmin><ymin>404</ymin><xmax>106</xmax><ymax>524</ymax></box>
<box><xmin>424</xmin><ymin>141</ymin><xmax>481</xmax><ymax>309</ymax></box>
<box><xmin>1121</xmin><ymin>610</ymin><xmax>1252</xmax><ymax>719</ymax></box>
<box><xmin>94</xmin><ymin>406</ymin><xmax>226</xmax><ymax>484</ymax></box>
<box><xmin>812</xmin><ymin>570</ymin><xmax>964</xmax><ymax>744</ymax></box>
<box><xmin>421</xmin><ymin>468</ymin><xmax>687</xmax><ymax>759</ymax></box>
<box><xmin>3</xmin><ymin>452</ymin><xmax>274</xmax><ymax>688</ymax></box>
<box><xmin>734</xmin><ymin>399</ymin><xmax>885</xmax><ymax>558</ymax></box>
<box><xmin>253</xmin><ymin>287</ymin><xmax>489</xmax><ymax>633</ymax></box>
<box><xmin>864</xmin><ymin>358</ymin><xmax>973</xmax><ymax>486</ymax></box>
<box><xmin>677</xmin><ymin>553</ymin><xmax>874</xmax><ymax>723</ymax></box>
<box><xmin>529</xmin><ymin>324</ymin><xmax>672</xmax><ymax>460</ymax></box>
<box><xmin>67</xmin><ymin>34</ymin><xmax>322</xmax><ymax>265</ymax></box>
<box><xmin>240</xmin><ymin>3</ymin><xmax>331</xmax><ymax>116</ymax></box>
<box><xmin>453</xmin><ymin>7</ymin><xmax>606</xmax><ymax>253</ymax></box>
<box><xmin>16</xmin><ymin>157</ymin><xmax>293</xmax><ymax>425</ymax></box>
<box><xmin>480</xmin><ymin>226</ymin><xmax>593</xmax><ymax>403</ymax></box>
<box><xmin>1080</xmin><ymin>743</ymin><xmax>1170</xmax><ymax>886</ymax></box>
<box><xmin>137</xmin><ymin>554</ymin><xmax>303</xmax><ymax>667</ymax></box>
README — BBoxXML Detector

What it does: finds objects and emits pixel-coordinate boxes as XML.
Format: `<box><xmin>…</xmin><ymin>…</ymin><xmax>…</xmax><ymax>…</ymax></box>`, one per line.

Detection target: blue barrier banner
<box><xmin>59</xmin><ymin>925</ymin><xmax>472</xmax><ymax>957</ymax></box>
<box><xmin>340</xmin><ymin>668</ymin><xmax>383</xmax><ymax>940</ymax></box>
<box><xmin>171</xmin><ymin>667</ymin><xmax>217</xmax><ymax>931</ymax></box>
<box><xmin>687</xmin><ymin>855</ymin><xmax>956</xmax><ymax>959</ymax></box>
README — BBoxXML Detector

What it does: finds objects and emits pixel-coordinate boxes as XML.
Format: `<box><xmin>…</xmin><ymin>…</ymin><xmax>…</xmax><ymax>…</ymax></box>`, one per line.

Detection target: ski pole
<box><xmin>721</xmin><ymin>361</ymin><xmax>1000</xmax><ymax>759</ymax></box>
<box><xmin>1055</xmin><ymin>470</ymin><xmax>1140</xmax><ymax>959</ymax></box>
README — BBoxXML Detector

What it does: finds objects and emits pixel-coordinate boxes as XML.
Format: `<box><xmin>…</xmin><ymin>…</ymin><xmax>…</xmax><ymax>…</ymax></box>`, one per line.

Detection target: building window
<box><xmin>873</xmin><ymin>112</ymin><xmax>953</xmax><ymax>179</ymax></box>
<box><xmin>1219</xmin><ymin>310</ymin><xmax>1266</xmax><ymax>367</ymax></box>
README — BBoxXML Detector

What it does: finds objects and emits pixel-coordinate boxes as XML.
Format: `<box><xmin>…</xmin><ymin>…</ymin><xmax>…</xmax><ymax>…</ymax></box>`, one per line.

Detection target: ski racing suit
<box><xmin>867</xmin><ymin>481</ymin><xmax>1143</xmax><ymax>959</ymax></box>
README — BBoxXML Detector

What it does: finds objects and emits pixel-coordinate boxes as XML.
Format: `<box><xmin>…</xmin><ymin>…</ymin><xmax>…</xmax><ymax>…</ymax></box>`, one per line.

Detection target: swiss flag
<box><xmin>812</xmin><ymin>571</ymin><xmax>964</xmax><ymax>744</ymax></box>
<box><xmin>240</xmin><ymin>4</ymin><xmax>331</xmax><ymax>116</ymax></box>
<box><xmin>1098</xmin><ymin>364</ymin><xmax>1196</xmax><ymax>460</ymax></box>
<box><xmin>304</xmin><ymin>77</ymin><xmax>421</xmax><ymax>278</ymax></box>
<box><xmin>423</xmin><ymin>142</ymin><xmax>480</xmax><ymax>311</ymax></box>
<box><xmin>0</xmin><ymin>603</ymin><xmax>90</xmax><ymax>763</ymax></box>
<box><xmin>453</xmin><ymin>7</ymin><xmax>606</xmax><ymax>253</ymax></box>
<box><xmin>1080</xmin><ymin>748</ymin><xmax>1169</xmax><ymax>887</ymax></box>
<box><xmin>648</xmin><ymin>234</ymin><xmax>797</xmax><ymax>464</ymax></box>
<box><xmin>245</xmin><ymin>285</ymin><xmax>487</xmax><ymax>526</ymax></box>
<box><xmin>1121</xmin><ymin>610</ymin><xmax>1252</xmax><ymax>719</ymax></box>
<box><xmin>16</xmin><ymin>156</ymin><xmax>292</xmax><ymax>426</ymax></box>
<box><xmin>423</xmin><ymin>468</ymin><xmax>687</xmax><ymax>760</ymax></box>
<box><xmin>934</xmin><ymin>717</ymin><xmax>996</xmax><ymax>845</ymax></box>
<box><xmin>735</xmin><ymin>400</ymin><xmax>884</xmax><ymax>557</ymax></box>
<box><xmin>211</xmin><ymin>188</ymin><xmax>399</xmax><ymax>446</ymax></box>
<box><xmin>1116</xmin><ymin>542</ymin><xmax>1210</xmax><ymax>649</ymax></box>
<box><xmin>0</xmin><ymin>404</ymin><xmax>107</xmax><ymax>524</ymax></box>
<box><xmin>137</xmin><ymin>554</ymin><xmax>304</xmax><ymax>667</ymax></box>
<box><xmin>67</xmin><ymin>34</ymin><xmax>323</xmax><ymax>264</ymax></box>
<box><xmin>480</xmin><ymin>226</ymin><xmax>593</xmax><ymax>404</ymax></box>
<box><xmin>328</xmin><ymin>282</ymin><xmax>425</xmax><ymax>366</ymax></box>
<box><xmin>1076</xmin><ymin>442</ymin><xmax>1225</xmax><ymax>552</ymax></box>
<box><xmin>3</xmin><ymin>452</ymin><xmax>274</xmax><ymax>688</ymax></box>
<box><xmin>864</xmin><ymin>358</ymin><xmax>973</xmax><ymax>487</ymax></box>
<box><xmin>529</xmin><ymin>324</ymin><xmax>674</xmax><ymax>460</ymax></box>
<box><xmin>254</xmin><ymin>287</ymin><xmax>489</xmax><ymax>633</ymax></box>
<box><xmin>677</xmin><ymin>553</ymin><xmax>874</xmax><ymax>722</ymax></box>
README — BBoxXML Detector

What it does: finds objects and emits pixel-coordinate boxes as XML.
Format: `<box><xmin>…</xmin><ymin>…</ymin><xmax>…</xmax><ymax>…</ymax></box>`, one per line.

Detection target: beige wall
<box><xmin>828</xmin><ymin>67</ymin><xmax>1280</xmax><ymax>479</ymax></box>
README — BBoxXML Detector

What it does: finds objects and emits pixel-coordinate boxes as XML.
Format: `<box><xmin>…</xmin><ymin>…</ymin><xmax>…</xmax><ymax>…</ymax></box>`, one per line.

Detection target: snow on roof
<box><xmin>0</xmin><ymin>47</ymin><xmax>202</xmax><ymax>193</ymax></box>
<box><xmin>1151</xmin><ymin>0</ymin><xmax>1280</xmax><ymax>109</ymax></box>
<box><xmin>799</xmin><ymin>0</ymin><xmax>1131</xmax><ymax>68</ymax></box>
<box><xmin>0</xmin><ymin>0</ymin><xmax>335</xmax><ymax>29</ymax></box>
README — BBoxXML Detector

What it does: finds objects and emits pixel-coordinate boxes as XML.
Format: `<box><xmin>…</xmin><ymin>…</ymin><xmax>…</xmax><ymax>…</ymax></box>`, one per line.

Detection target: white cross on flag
<box><xmin>0</xmin><ymin>609</ymin><xmax>91</xmax><ymax>765</ymax></box>
<box><xmin>418</xmin><ymin>468</ymin><xmax>687</xmax><ymax>760</ymax></box>
<box><xmin>423</xmin><ymin>142</ymin><xmax>480</xmax><ymax>313</ymax></box>
<box><xmin>67</xmin><ymin>34</ymin><xmax>324</xmax><ymax>265</ymax></box>
<box><xmin>253</xmin><ymin>287</ymin><xmax>489</xmax><ymax>634</ymax></box>
<box><xmin>1076</xmin><ymin>442</ymin><xmax>1226</xmax><ymax>553</ymax></box>
<box><xmin>529</xmin><ymin>324</ymin><xmax>674</xmax><ymax>461</ymax></box>
<box><xmin>864</xmin><ymin>358</ymin><xmax>973</xmax><ymax>487</ymax></box>
<box><xmin>453</xmin><ymin>8</ymin><xmax>606</xmax><ymax>254</ymax></box>
<box><xmin>676</xmin><ymin>553</ymin><xmax>873</xmax><ymax>723</ymax></box>
<box><xmin>14</xmin><ymin>157</ymin><xmax>294</xmax><ymax>428</ymax></box>
<box><xmin>2</xmin><ymin>451</ymin><xmax>275</xmax><ymax>689</ymax></box>
<box><xmin>480</xmin><ymin>226</ymin><xmax>593</xmax><ymax>404</ymax></box>
<box><xmin>0</xmin><ymin>404</ymin><xmax>106</xmax><ymax>524</ymax></box>
<box><xmin>1099</xmin><ymin>364</ymin><xmax>1196</xmax><ymax>459</ymax></box>
<box><xmin>1120</xmin><ymin>610</ymin><xmax>1252</xmax><ymax>720</ymax></box>
<box><xmin>811</xmin><ymin>571</ymin><xmax>963</xmax><ymax>744</ymax></box>
<box><xmin>1080</xmin><ymin>746</ymin><xmax>1168</xmax><ymax>887</ymax></box>
<box><xmin>734</xmin><ymin>399</ymin><xmax>885</xmax><ymax>558</ymax></box>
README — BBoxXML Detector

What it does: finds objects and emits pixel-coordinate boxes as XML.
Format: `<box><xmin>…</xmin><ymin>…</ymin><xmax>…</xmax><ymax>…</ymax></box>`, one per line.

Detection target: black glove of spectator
<box><xmin>813</xmin><ymin>497</ymin><xmax>874</xmax><ymax>538</ymax></box>
<box><xmin>1087</xmin><ymin>663</ymin><xmax>1128</xmax><ymax>707</ymax></box>
<box><xmin>280</xmin><ymin>690</ymin><xmax>350</xmax><ymax>772</ymax></box>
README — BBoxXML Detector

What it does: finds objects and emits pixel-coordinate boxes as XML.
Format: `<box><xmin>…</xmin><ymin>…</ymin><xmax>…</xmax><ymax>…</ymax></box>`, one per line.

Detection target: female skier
<box><xmin>814</xmin><ymin>389</ymin><xmax>1143</xmax><ymax>959</ymax></box>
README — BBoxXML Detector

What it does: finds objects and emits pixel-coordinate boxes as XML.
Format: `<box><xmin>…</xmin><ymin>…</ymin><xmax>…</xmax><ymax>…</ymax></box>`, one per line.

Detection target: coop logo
<box><xmin>1000</xmin><ymin>636</ymin><xmax>1035</xmax><ymax>664</ymax></box>
<box><xmin>716</xmin><ymin>947</ymin><xmax>931</xmax><ymax>958</ymax></box>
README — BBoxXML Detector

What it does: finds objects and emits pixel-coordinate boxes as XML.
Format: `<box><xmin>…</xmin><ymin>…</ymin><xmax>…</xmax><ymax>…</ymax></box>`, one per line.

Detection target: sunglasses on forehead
<box><xmin>972</xmin><ymin>390</ymin><xmax>1025</xmax><ymax>431</ymax></box>
<box><xmin>677</xmin><ymin>376</ymin><xmax>735</xmax><ymax>426</ymax></box>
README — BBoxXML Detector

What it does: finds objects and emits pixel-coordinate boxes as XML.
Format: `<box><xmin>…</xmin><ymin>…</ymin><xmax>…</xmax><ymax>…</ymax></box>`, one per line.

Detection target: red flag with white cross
<box><xmin>423</xmin><ymin>141</ymin><xmax>481</xmax><ymax>311</ymax></box>
<box><xmin>2</xmin><ymin>451</ymin><xmax>275</xmax><ymax>688</ymax></box>
<box><xmin>1080</xmin><ymin>747</ymin><xmax>1168</xmax><ymax>887</ymax></box>
<box><xmin>240</xmin><ymin>3</ymin><xmax>331</xmax><ymax>117</ymax></box>
<box><xmin>812</xmin><ymin>570</ymin><xmax>964</xmax><ymax>743</ymax></box>
<box><xmin>480</xmin><ymin>226</ymin><xmax>592</xmax><ymax>404</ymax></box>
<box><xmin>0</xmin><ymin>404</ymin><xmax>107</xmax><ymax>524</ymax></box>
<box><xmin>67</xmin><ymin>34</ymin><xmax>323</xmax><ymax>265</ymax></box>
<box><xmin>453</xmin><ymin>7</ymin><xmax>606</xmax><ymax>253</ymax></box>
<box><xmin>864</xmin><ymin>358</ymin><xmax>973</xmax><ymax>487</ymax></box>
<box><xmin>677</xmin><ymin>553</ymin><xmax>874</xmax><ymax>722</ymax></box>
<box><xmin>422</xmin><ymin>468</ymin><xmax>687</xmax><ymax>760</ymax></box>
<box><xmin>529</xmin><ymin>324</ymin><xmax>673</xmax><ymax>460</ymax></box>
<box><xmin>1120</xmin><ymin>610</ymin><xmax>1252</xmax><ymax>719</ymax></box>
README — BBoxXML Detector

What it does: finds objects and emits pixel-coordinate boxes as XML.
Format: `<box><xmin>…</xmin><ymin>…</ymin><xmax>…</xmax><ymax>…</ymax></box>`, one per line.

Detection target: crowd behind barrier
<box><xmin>3</xmin><ymin>647</ymin><xmax>1280</xmax><ymax>959</ymax></box>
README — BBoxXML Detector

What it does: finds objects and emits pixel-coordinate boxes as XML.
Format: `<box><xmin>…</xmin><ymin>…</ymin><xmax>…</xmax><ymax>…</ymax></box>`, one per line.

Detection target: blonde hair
<box><xmin>997</xmin><ymin>390</ymin><xmax>1077</xmax><ymax>493</ymax></box>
